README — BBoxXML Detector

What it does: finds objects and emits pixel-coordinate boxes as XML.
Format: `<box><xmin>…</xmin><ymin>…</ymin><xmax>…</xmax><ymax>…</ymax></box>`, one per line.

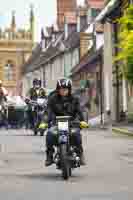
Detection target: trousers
<box><xmin>46</xmin><ymin>126</ymin><xmax>82</xmax><ymax>152</ymax></box>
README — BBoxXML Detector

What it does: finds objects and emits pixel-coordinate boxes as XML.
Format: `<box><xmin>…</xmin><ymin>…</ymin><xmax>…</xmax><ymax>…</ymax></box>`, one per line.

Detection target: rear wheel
<box><xmin>60</xmin><ymin>144</ymin><xmax>71</xmax><ymax>180</ymax></box>
<box><xmin>0</xmin><ymin>113</ymin><xmax>3</xmax><ymax>123</ymax></box>
<box><xmin>43</xmin><ymin>112</ymin><xmax>48</xmax><ymax>122</ymax></box>
<box><xmin>69</xmin><ymin>167</ymin><xmax>72</xmax><ymax>177</ymax></box>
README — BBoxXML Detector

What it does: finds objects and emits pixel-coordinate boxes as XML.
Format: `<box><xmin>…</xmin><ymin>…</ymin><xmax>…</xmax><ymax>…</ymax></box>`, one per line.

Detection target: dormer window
<box><xmin>4</xmin><ymin>60</ymin><xmax>15</xmax><ymax>81</ymax></box>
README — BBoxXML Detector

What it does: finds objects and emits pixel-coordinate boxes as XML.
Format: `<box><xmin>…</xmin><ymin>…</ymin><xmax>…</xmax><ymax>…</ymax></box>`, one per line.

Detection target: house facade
<box><xmin>96</xmin><ymin>0</ymin><xmax>132</xmax><ymax>122</ymax></box>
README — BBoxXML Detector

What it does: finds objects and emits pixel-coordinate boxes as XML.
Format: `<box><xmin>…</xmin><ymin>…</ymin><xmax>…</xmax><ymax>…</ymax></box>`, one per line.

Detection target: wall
<box><xmin>0</xmin><ymin>40</ymin><xmax>33</xmax><ymax>95</ymax></box>
<box><xmin>43</xmin><ymin>47</ymin><xmax>79</xmax><ymax>90</ymax></box>
<box><xmin>103</xmin><ymin>22</ymin><xmax>116</xmax><ymax>121</ymax></box>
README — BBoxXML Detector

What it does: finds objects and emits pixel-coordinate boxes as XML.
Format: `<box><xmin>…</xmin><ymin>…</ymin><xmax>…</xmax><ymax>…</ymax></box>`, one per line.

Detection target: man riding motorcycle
<box><xmin>26</xmin><ymin>78</ymin><xmax>47</xmax><ymax>129</ymax></box>
<box><xmin>0</xmin><ymin>80</ymin><xmax>8</xmax><ymax>126</ymax></box>
<box><xmin>0</xmin><ymin>80</ymin><xmax>8</xmax><ymax>102</ymax></box>
<box><xmin>27</xmin><ymin>79</ymin><xmax>47</xmax><ymax>100</ymax></box>
<box><xmin>45</xmin><ymin>78</ymin><xmax>88</xmax><ymax>166</ymax></box>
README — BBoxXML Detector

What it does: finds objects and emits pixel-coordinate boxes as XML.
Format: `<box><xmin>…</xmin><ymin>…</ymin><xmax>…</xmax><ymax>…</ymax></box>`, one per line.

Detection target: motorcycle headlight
<box><xmin>80</xmin><ymin>121</ymin><xmax>89</xmax><ymax>129</ymax></box>
<box><xmin>71</xmin><ymin>128</ymin><xmax>78</xmax><ymax>134</ymax></box>
<box><xmin>39</xmin><ymin>123</ymin><xmax>48</xmax><ymax>129</ymax></box>
<box><xmin>58</xmin><ymin>121</ymin><xmax>69</xmax><ymax>131</ymax></box>
<box><xmin>52</xmin><ymin>130</ymin><xmax>58</xmax><ymax>135</ymax></box>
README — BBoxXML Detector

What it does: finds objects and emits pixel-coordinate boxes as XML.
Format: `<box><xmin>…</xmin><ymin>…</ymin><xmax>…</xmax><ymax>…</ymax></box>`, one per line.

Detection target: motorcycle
<box><xmin>36</xmin><ymin>98</ymin><xmax>48</xmax><ymax>136</ymax></box>
<box><xmin>27</xmin><ymin>98</ymin><xmax>48</xmax><ymax>136</ymax></box>
<box><xmin>0</xmin><ymin>104</ymin><xmax>4</xmax><ymax>123</ymax></box>
<box><xmin>0</xmin><ymin>104</ymin><xmax>7</xmax><ymax>127</ymax></box>
<box><xmin>52</xmin><ymin>116</ymin><xmax>88</xmax><ymax>180</ymax></box>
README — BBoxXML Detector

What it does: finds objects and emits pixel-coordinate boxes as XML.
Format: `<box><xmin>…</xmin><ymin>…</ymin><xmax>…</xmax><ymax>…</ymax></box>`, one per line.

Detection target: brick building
<box><xmin>57</xmin><ymin>0</ymin><xmax>77</xmax><ymax>29</ymax></box>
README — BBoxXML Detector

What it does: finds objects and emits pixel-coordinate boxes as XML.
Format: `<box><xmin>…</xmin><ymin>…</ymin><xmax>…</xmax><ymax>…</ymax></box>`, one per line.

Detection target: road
<box><xmin>0</xmin><ymin>128</ymin><xmax>133</xmax><ymax>200</ymax></box>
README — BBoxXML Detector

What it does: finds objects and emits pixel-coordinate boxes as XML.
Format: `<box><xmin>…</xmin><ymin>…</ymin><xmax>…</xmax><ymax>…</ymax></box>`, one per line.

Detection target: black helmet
<box><xmin>38</xmin><ymin>79</ymin><xmax>42</xmax><ymax>87</ymax></box>
<box><xmin>0</xmin><ymin>80</ymin><xmax>2</xmax><ymax>86</ymax></box>
<box><xmin>33</xmin><ymin>78</ymin><xmax>39</xmax><ymax>86</ymax></box>
<box><xmin>56</xmin><ymin>78</ymin><xmax>72</xmax><ymax>90</ymax></box>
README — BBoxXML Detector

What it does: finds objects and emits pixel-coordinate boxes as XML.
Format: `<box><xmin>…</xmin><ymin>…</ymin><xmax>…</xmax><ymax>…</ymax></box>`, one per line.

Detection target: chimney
<box><xmin>87</xmin><ymin>6</ymin><xmax>92</xmax><ymax>24</ymax></box>
<box><xmin>80</xmin><ymin>6</ymin><xmax>88</xmax><ymax>29</ymax></box>
<box><xmin>77</xmin><ymin>11</ymin><xmax>80</xmax><ymax>32</ymax></box>
<box><xmin>64</xmin><ymin>16</ymin><xmax>68</xmax><ymax>39</ymax></box>
<box><xmin>41</xmin><ymin>28</ymin><xmax>46</xmax><ymax>51</ymax></box>
<box><xmin>53</xmin><ymin>23</ymin><xmax>60</xmax><ymax>40</ymax></box>
<box><xmin>51</xmin><ymin>26</ymin><xmax>55</xmax><ymax>42</ymax></box>
<box><xmin>76</xmin><ymin>6</ymin><xmax>88</xmax><ymax>32</ymax></box>
<box><xmin>45</xmin><ymin>36</ymin><xmax>52</xmax><ymax>47</ymax></box>
<box><xmin>80</xmin><ymin>32</ymin><xmax>93</xmax><ymax>58</ymax></box>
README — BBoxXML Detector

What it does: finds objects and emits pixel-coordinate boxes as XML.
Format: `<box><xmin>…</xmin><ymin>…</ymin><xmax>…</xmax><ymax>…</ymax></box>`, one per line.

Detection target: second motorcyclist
<box><xmin>0</xmin><ymin>80</ymin><xmax>8</xmax><ymax>127</ymax></box>
<box><xmin>26</xmin><ymin>78</ymin><xmax>47</xmax><ymax>129</ymax></box>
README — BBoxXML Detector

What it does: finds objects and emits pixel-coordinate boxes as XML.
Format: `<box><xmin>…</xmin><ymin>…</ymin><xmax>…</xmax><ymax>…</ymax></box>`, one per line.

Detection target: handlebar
<box><xmin>25</xmin><ymin>99</ymin><xmax>47</xmax><ymax>107</ymax></box>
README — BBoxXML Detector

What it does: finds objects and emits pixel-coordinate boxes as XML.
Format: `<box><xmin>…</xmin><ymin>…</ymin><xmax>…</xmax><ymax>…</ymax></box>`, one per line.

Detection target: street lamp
<box><xmin>99</xmin><ymin>54</ymin><xmax>104</xmax><ymax>127</ymax></box>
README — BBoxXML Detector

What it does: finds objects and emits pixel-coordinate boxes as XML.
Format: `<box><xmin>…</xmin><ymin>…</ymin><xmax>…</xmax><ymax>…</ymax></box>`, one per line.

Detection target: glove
<box><xmin>39</xmin><ymin>123</ymin><xmax>48</xmax><ymax>129</ymax></box>
<box><xmin>80</xmin><ymin>121</ymin><xmax>89</xmax><ymax>129</ymax></box>
<box><xmin>25</xmin><ymin>98</ymin><xmax>30</xmax><ymax>104</ymax></box>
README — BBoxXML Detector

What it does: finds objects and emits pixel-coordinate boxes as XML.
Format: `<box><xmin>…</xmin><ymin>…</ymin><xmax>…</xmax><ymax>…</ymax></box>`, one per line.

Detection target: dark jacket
<box><xmin>48</xmin><ymin>90</ymin><xmax>56</xmax><ymax>100</ymax></box>
<box><xmin>0</xmin><ymin>89</ymin><xmax>7</xmax><ymax>104</ymax></box>
<box><xmin>47</xmin><ymin>93</ymin><xmax>84</xmax><ymax>124</ymax></box>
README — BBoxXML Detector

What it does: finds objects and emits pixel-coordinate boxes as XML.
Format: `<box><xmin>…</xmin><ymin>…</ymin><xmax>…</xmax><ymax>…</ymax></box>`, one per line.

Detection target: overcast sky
<box><xmin>0</xmin><ymin>0</ymin><xmax>84</xmax><ymax>41</ymax></box>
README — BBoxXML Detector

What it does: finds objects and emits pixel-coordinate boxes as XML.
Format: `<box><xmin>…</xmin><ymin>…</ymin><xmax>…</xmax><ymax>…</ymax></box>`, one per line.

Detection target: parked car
<box><xmin>6</xmin><ymin>96</ymin><xmax>27</xmax><ymax>128</ymax></box>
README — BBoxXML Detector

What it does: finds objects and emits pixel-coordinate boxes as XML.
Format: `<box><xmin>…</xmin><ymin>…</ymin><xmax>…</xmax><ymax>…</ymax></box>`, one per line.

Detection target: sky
<box><xmin>0</xmin><ymin>0</ymin><xmax>84</xmax><ymax>42</ymax></box>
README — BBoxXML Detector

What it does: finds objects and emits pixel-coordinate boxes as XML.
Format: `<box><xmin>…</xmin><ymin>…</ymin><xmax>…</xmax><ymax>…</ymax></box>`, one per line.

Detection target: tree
<box><xmin>116</xmin><ymin>5</ymin><xmax>133</xmax><ymax>84</ymax></box>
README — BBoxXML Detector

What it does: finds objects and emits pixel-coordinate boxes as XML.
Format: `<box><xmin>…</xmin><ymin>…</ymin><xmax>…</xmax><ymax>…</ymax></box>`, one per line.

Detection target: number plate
<box><xmin>32</xmin><ymin>106</ymin><xmax>34</xmax><ymax>111</ymax></box>
<box><xmin>59</xmin><ymin>135</ymin><xmax>68</xmax><ymax>143</ymax></box>
<box><xmin>58</xmin><ymin>121</ymin><xmax>69</xmax><ymax>131</ymax></box>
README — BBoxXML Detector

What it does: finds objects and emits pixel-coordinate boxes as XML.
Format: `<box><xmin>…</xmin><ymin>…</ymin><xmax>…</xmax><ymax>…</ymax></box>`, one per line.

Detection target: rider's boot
<box><xmin>80</xmin><ymin>152</ymin><xmax>86</xmax><ymax>165</ymax></box>
<box><xmin>79</xmin><ymin>145</ymin><xmax>86</xmax><ymax>166</ymax></box>
<box><xmin>45</xmin><ymin>149</ymin><xmax>54</xmax><ymax>166</ymax></box>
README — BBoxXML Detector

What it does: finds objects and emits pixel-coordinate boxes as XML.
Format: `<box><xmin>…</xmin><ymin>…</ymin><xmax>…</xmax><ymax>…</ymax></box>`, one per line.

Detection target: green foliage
<box><xmin>116</xmin><ymin>5</ymin><xmax>133</xmax><ymax>84</ymax></box>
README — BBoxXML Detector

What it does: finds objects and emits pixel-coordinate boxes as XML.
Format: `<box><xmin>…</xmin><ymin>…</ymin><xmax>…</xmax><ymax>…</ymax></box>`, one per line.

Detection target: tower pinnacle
<box><xmin>11</xmin><ymin>10</ymin><xmax>16</xmax><ymax>31</ymax></box>
<box><xmin>30</xmin><ymin>4</ymin><xmax>35</xmax><ymax>41</ymax></box>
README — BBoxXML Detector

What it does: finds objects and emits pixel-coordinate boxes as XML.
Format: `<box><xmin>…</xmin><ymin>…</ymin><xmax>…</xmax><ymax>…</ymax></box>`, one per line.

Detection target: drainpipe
<box><xmin>64</xmin><ymin>16</ymin><xmax>68</xmax><ymax>78</ymax></box>
<box><xmin>113</xmin><ymin>22</ymin><xmax>120</xmax><ymax>122</ymax></box>
<box><xmin>122</xmin><ymin>77</ymin><xmax>128</xmax><ymax>113</ymax></box>
<box><xmin>64</xmin><ymin>17</ymin><xmax>68</xmax><ymax>40</ymax></box>
<box><xmin>77</xmin><ymin>11</ymin><xmax>80</xmax><ymax>33</ymax></box>
<box><xmin>99</xmin><ymin>54</ymin><xmax>104</xmax><ymax>126</ymax></box>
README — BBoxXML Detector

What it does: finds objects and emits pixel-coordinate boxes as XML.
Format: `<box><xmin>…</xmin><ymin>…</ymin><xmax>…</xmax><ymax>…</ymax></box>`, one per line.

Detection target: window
<box><xmin>91</xmin><ymin>8</ymin><xmax>101</xmax><ymax>18</ymax></box>
<box><xmin>4</xmin><ymin>60</ymin><xmax>14</xmax><ymax>81</ymax></box>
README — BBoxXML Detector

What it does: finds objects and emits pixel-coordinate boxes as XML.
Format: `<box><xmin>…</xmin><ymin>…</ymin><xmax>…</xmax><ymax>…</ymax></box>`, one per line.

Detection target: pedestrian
<box><xmin>79</xmin><ymin>89</ymin><xmax>90</xmax><ymax>122</ymax></box>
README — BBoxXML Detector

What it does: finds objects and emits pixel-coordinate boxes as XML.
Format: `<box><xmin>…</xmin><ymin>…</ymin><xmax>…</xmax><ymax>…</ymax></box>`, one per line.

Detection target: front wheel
<box><xmin>40</xmin><ymin>130</ymin><xmax>44</xmax><ymax>136</ymax></box>
<box><xmin>0</xmin><ymin>113</ymin><xmax>3</xmax><ymax>123</ymax></box>
<box><xmin>33</xmin><ymin>127</ymin><xmax>38</xmax><ymax>135</ymax></box>
<box><xmin>60</xmin><ymin>144</ymin><xmax>71</xmax><ymax>180</ymax></box>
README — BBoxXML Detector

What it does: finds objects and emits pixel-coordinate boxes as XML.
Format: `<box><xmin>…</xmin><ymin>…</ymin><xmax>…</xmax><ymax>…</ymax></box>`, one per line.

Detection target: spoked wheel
<box><xmin>34</xmin><ymin>130</ymin><xmax>38</xmax><ymax>136</ymax></box>
<box><xmin>43</xmin><ymin>112</ymin><xmax>48</xmax><ymax>122</ymax></box>
<box><xmin>69</xmin><ymin>167</ymin><xmax>72</xmax><ymax>177</ymax></box>
<box><xmin>0</xmin><ymin>113</ymin><xmax>3</xmax><ymax>123</ymax></box>
<box><xmin>33</xmin><ymin>119</ymin><xmax>39</xmax><ymax>136</ymax></box>
<box><xmin>40</xmin><ymin>130</ymin><xmax>44</xmax><ymax>136</ymax></box>
<box><xmin>33</xmin><ymin>126</ymin><xmax>38</xmax><ymax>136</ymax></box>
<box><xmin>60</xmin><ymin>144</ymin><xmax>71</xmax><ymax>180</ymax></box>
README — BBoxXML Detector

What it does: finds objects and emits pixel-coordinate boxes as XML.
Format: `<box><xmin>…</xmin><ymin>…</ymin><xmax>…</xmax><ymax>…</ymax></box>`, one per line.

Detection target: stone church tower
<box><xmin>0</xmin><ymin>6</ymin><xmax>34</xmax><ymax>95</ymax></box>
<box><xmin>57</xmin><ymin>0</ymin><xmax>77</xmax><ymax>29</ymax></box>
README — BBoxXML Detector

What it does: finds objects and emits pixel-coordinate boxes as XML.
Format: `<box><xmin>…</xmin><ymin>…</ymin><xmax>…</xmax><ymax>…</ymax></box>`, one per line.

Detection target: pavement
<box><xmin>88</xmin><ymin>115</ymin><xmax>133</xmax><ymax>137</ymax></box>
<box><xmin>0</xmin><ymin>128</ymin><xmax>133</xmax><ymax>199</ymax></box>
<box><xmin>112</xmin><ymin>126</ymin><xmax>133</xmax><ymax>136</ymax></box>
<box><xmin>112</xmin><ymin>122</ymin><xmax>133</xmax><ymax>137</ymax></box>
